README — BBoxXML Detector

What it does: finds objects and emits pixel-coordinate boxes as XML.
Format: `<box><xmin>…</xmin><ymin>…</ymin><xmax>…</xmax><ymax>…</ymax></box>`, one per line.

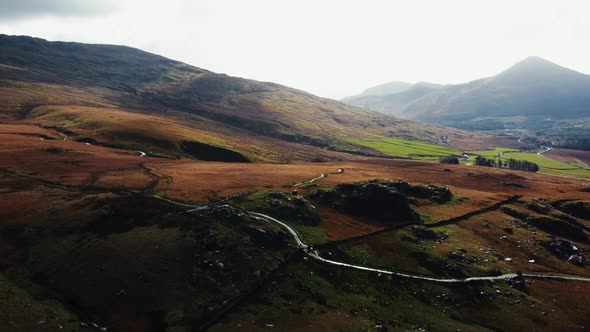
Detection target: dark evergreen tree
<box><xmin>439</xmin><ymin>155</ymin><xmax>460</xmax><ymax>164</ymax></box>
<box><xmin>474</xmin><ymin>156</ymin><xmax>539</xmax><ymax>172</ymax></box>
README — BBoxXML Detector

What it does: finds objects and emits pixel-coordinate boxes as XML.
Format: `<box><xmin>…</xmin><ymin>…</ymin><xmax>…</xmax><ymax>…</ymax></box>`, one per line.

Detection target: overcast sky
<box><xmin>0</xmin><ymin>0</ymin><xmax>589</xmax><ymax>99</ymax></box>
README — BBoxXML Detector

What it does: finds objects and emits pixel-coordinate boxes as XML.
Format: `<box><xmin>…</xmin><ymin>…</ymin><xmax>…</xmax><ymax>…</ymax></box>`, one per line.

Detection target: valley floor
<box><xmin>2</xmin><ymin>123</ymin><xmax>590</xmax><ymax>331</ymax></box>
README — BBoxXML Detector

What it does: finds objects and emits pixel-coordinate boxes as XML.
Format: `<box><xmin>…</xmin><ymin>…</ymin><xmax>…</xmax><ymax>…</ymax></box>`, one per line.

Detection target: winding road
<box><xmin>537</xmin><ymin>146</ymin><xmax>552</xmax><ymax>155</ymax></box>
<box><xmin>293</xmin><ymin>173</ymin><xmax>326</xmax><ymax>187</ymax></box>
<box><xmin>156</xmin><ymin>171</ymin><xmax>590</xmax><ymax>285</ymax></box>
<box><xmin>244</xmin><ymin>194</ymin><xmax>590</xmax><ymax>284</ymax></box>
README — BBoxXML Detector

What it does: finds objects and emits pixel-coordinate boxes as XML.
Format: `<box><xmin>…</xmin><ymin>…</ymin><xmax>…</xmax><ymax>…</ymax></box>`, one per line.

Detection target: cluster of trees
<box><xmin>439</xmin><ymin>155</ymin><xmax>460</xmax><ymax>164</ymax></box>
<box><xmin>552</xmin><ymin>137</ymin><xmax>590</xmax><ymax>150</ymax></box>
<box><xmin>474</xmin><ymin>156</ymin><xmax>539</xmax><ymax>172</ymax></box>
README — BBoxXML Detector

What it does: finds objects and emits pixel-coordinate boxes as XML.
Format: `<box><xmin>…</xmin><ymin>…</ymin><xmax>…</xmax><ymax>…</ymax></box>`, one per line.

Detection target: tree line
<box><xmin>474</xmin><ymin>155</ymin><xmax>539</xmax><ymax>172</ymax></box>
<box><xmin>439</xmin><ymin>155</ymin><xmax>540</xmax><ymax>172</ymax></box>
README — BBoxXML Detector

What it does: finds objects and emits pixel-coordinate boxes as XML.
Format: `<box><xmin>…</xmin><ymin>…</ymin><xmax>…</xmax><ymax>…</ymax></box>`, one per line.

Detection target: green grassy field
<box><xmin>466</xmin><ymin>147</ymin><xmax>519</xmax><ymax>158</ymax></box>
<box><xmin>466</xmin><ymin>148</ymin><xmax>590</xmax><ymax>178</ymax></box>
<box><xmin>350</xmin><ymin>137</ymin><xmax>462</xmax><ymax>160</ymax></box>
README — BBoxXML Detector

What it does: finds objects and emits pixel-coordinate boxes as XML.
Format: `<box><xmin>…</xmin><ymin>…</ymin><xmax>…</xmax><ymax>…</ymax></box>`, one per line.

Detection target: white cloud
<box><xmin>0</xmin><ymin>0</ymin><xmax>589</xmax><ymax>99</ymax></box>
<box><xmin>0</xmin><ymin>0</ymin><xmax>117</xmax><ymax>19</ymax></box>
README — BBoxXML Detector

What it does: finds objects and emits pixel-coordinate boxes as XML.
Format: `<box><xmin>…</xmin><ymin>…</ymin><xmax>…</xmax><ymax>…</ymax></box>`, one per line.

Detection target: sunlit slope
<box><xmin>0</xmin><ymin>34</ymin><xmax>511</xmax><ymax>161</ymax></box>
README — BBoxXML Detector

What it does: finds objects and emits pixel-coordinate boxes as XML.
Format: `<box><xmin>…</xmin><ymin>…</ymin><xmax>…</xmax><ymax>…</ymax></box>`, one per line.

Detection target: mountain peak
<box><xmin>510</xmin><ymin>56</ymin><xmax>566</xmax><ymax>70</ymax></box>
<box><xmin>520</xmin><ymin>55</ymin><xmax>552</xmax><ymax>64</ymax></box>
<box><xmin>496</xmin><ymin>56</ymin><xmax>583</xmax><ymax>82</ymax></box>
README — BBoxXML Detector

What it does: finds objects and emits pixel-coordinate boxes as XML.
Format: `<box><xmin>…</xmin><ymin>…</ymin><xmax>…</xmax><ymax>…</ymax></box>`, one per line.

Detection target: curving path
<box><xmin>250</xmin><ymin>212</ymin><xmax>308</xmax><ymax>248</ymax></box>
<box><xmin>158</xmin><ymin>171</ymin><xmax>590</xmax><ymax>285</ymax></box>
<box><xmin>537</xmin><ymin>146</ymin><xmax>552</xmax><ymax>155</ymax></box>
<box><xmin>293</xmin><ymin>173</ymin><xmax>326</xmax><ymax>187</ymax></box>
<box><xmin>248</xmin><ymin>210</ymin><xmax>590</xmax><ymax>284</ymax></box>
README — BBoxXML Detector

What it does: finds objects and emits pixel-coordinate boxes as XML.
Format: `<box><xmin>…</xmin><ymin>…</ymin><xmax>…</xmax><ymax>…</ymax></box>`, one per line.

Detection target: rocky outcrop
<box><xmin>309</xmin><ymin>180</ymin><xmax>423</xmax><ymax>224</ymax></box>
<box><xmin>235</xmin><ymin>190</ymin><xmax>321</xmax><ymax>226</ymax></box>
<box><xmin>543</xmin><ymin>239</ymin><xmax>587</xmax><ymax>265</ymax></box>
<box><xmin>410</xmin><ymin>226</ymin><xmax>448</xmax><ymax>242</ymax></box>
<box><xmin>553</xmin><ymin>200</ymin><xmax>590</xmax><ymax>220</ymax></box>
<box><xmin>243</xmin><ymin>226</ymin><xmax>290</xmax><ymax>248</ymax></box>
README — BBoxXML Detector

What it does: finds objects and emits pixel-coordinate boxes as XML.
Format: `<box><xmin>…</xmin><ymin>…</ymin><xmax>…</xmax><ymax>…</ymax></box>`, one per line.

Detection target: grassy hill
<box><xmin>2</xmin><ymin>35</ymin><xmax>590</xmax><ymax>332</ymax></box>
<box><xmin>0</xmin><ymin>34</ymin><xmax>509</xmax><ymax>162</ymax></box>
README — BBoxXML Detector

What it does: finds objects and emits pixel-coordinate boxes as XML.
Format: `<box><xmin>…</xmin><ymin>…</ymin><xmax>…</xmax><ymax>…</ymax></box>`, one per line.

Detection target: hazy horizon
<box><xmin>1</xmin><ymin>0</ymin><xmax>589</xmax><ymax>99</ymax></box>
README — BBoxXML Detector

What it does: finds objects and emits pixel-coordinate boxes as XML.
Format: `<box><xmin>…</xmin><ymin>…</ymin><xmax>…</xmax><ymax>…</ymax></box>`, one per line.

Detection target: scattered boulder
<box><xmin>407</xmin><ymin>183</ymin><xmax>453</xmax><ymax>204</ymax></box>
<box><xmin>543</xmin><ymin>239</ymin><xmax>586</xmax><ymax>265</ymax></box>
<box><xmin>201</xmin><ymin>259</ymin><xmax>225</xmax><ymax>270</ymax></box>
<box><xmin>508</xmin><ymin>218</ymin><xmax>530</xmax><ymax>229</ymax></box>
<box><xmin>293</xmin><ymin>196</ymin><xmax>306</xmax><ymax>206</ymax></box>
<box><xmin>410</xmin><ymin>226</ymin><xmax>448</xmax><ymax>242</ymax></box>
<box><xmin>568</xmin><ymin>254</ymin><xmax>587</xmax><ymax>265</ymax></box>
<box><xmin>481</xmin><ymin>248</ymin><xmax>505</xmax><ymax>261</ymax></box>
<box><xmin>448</xmin><ymin>251</ymin><xmax>474</xmax><ymax>264</ymax></box>
<box><xmin>507</xmin><ymin>273</ymin><xmax>527</xmax><ymax>291</ymax></box>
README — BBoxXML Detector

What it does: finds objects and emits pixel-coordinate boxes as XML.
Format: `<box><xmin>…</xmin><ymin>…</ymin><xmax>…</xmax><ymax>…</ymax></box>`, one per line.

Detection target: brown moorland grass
<box><xmin>2</xmin><ymin>123</ymin><xmax>590</xmax><ymax>332</ymax></box>
<box><xmin>151</xmin><ymin>158</ymin><xmax>589</xmax><ymax>203</ymax></box>
<box><xmin>315</xmin><ymin>205</ymin><xmax>386</xmax><ymax>241</ymax></box>
<box><xmin>545</xmin><ymin>148</ymin><xmax>590</xmax><ymax>166</ymax></box>
<box><xmin>2</xmin><ymin>123</ymin><xmax>589</xmax><ymax>234</ymax></box>
<box><xmin>27</xmin><ymin>105</ymin><xmax>360</xmax><ymax>163</ymax></box>
<box><xmin>2</xmin><ymin>124</ymin><xmax>588</xmax><ymax>204</ymax></box>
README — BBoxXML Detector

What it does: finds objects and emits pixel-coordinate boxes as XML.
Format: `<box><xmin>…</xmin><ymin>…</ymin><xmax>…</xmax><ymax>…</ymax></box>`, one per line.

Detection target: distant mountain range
<box><xmin>342</xmin><ymin>82</ymin><xmax>443</xmax><ymax>117</ymax></box>
<box><xmin>341</xmin><ymin>81</ymin><xmax>413</xmax><ymax>102</ymax></box>
<box><xmin>342</xmin><ymin>57</ymin><xmax>590</xmax><ymax>132</ymax></box>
